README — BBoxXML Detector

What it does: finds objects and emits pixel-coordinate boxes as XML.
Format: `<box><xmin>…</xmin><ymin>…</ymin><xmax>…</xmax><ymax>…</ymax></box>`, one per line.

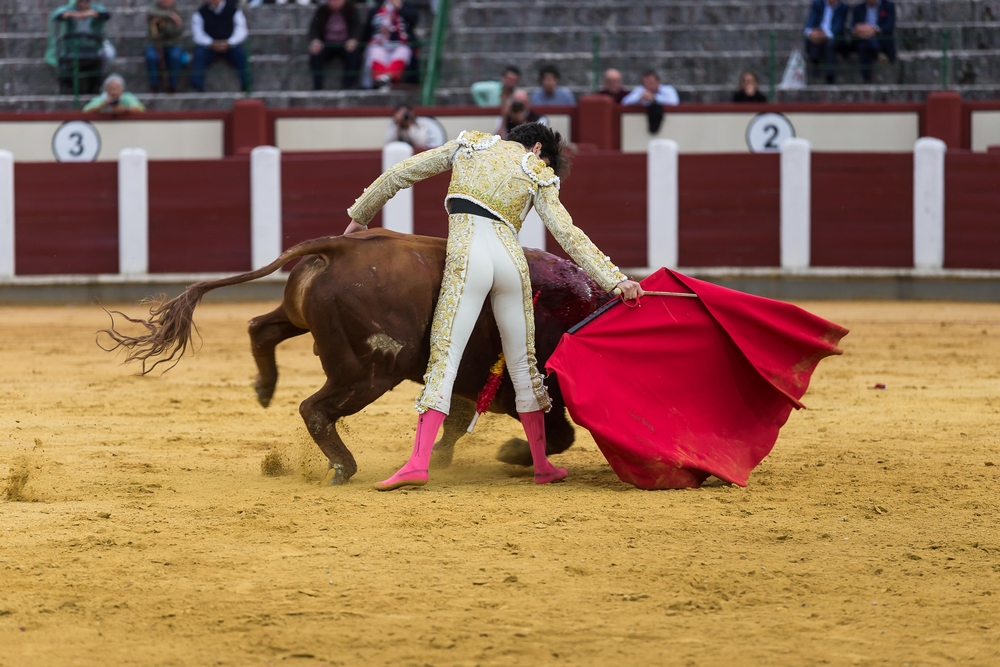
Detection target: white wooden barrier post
<box><xmin>518</xmin><ymin>208</ymin><xmax>546</xmax><ymax>251</ymax></box>
<box><xmin>251</xmin><ymin>146</ymin><xmax>283</xmax><ymax>270</ymax></box>
<box><xmin>382</xmin><ymin>141</ymin><xmax>413</xmax><ymax>234</ymax></box>
<box><xmin>118</xmin><ymin>148</ymin><xmax>149</xmax><ymax>275</ymax></box>
<box><xmin>913</xmin><ymin>137</ymin><xmax>946</xmax><ymax>270</ymax></box>
<box><xmin>0</xmin><ymin>150</ymin><xmax>13</xmax><ymax>278</ymax></box>
<box><xmin>780</xmin><ymin>138</ymin><xmax>812</xmax><ymax>270</ymax></box>
<box><xmin>647</xmin><ymin>139</ymin><xmax>678</xmax><ymax>269</ymax></box>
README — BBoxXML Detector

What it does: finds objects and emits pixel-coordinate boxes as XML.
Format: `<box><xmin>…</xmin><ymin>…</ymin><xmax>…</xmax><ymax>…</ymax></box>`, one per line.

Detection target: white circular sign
<box><xmin>52</xmin><ymin>120</ymin><xmax>101</xmax><ymax>162</ymax></box>
<box><xmin>746</xmin><ymin>113</ymin><xmax>795</xmax><ymax>153</ymax></box>
<box><xmin>417</xmin><ymin>116</ymin><xmax>448</xmax><ymax>149</ymax></box>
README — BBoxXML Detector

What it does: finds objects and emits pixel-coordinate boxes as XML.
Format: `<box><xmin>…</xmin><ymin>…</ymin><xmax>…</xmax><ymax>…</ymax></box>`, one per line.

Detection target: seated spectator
<box><xmin>598</xmin><ymin>68</ymin><xmax>628</xmax><ymax>103</ymax></box>
<box><xmin>146</xmin><ymin>0</ymin><xmax>185</xmax><ymax>93</ymax></box>
<box><xmin>385</xmin><ymin>104</ymin><xmax>427</xmax><ymax>151</ymax></box>
<box><xmin>190</xmin><ymin>0</ymin><xmax>249</xmax><ymax>92</ymax></box>
<box><xmin>362</xmin><ymin>0</ymin><xmax>418</xmax><ymax>89</ymax></box>
<box><xmin>471</xmin><ymin>64</ymin><xmax>521</xmax><ymax>107</ymax></box>
<box><xmin>46</xmin><ymin>0</ymin><xmax>111</xmax><ymax>95</ymax></box>
<box><xmin>495</xmin><ymin>89</ymin><xmax>548</xmax><ymax>139</ymax></box>
<box><xmin>622</xmin><ymin>70</ymin><xmax>678</xmax><ymax>134</ymax></box>
<box><xmin>852</xmin><ymin>0</ymin><xmax>896</xmax><ymax>82</ymax></box>
<box><xmin>530</xmin><ymin>64</ymin><xmax>576</xmax><ymax>106</ymax></box>
<box><xmin>83</xmin><ymin>74</ymin><xmax>146</xmax><ymax>113</ymax></box>
<box><xmin>621</xmin><ymin>70</ymin><xmax>679</xmax><ymax>106</ymax></box>
<box><xmin>732</xmin><ymin>70</ymin><xmax>767</xmax><ymax>102</ymax></box>
<box><xmin>308</xmin><ymin>0</ymin><xmax>362</xmax><ymax>91</ymax></box>
<box><xmin>803</xmin><ymin>0</ymin><xmax>850</xmax><ymax>84</ymax></box>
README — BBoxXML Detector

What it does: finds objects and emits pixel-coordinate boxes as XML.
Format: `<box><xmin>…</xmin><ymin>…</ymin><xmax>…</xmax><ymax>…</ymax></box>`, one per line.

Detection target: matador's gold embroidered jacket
<box><xmin>347</xmin><ymin>130</ymin><xmax>628</xmax><ymax>412</ymax></box>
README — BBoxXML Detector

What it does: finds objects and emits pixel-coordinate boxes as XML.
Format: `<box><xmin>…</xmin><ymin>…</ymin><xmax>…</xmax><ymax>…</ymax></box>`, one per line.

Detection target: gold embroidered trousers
<box><xmin>416</xmin><ymin>213</ymin><xmax>551</xmax><ymax>414</ymax></box>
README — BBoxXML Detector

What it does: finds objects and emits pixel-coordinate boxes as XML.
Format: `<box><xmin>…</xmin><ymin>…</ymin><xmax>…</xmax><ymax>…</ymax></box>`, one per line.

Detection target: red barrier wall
<box><xmin>553</xmin><ymin>152</ymin><xmax>647</xmax><ymax>268</ymax></box>
<box><xmin>413</xmin><ymin>172</ymin><xmax>451</xmax><ymax>238</ymax></box>
<box><xmin>811</xmin><ymin>153</ymin><xmax>913</xmax><ymax>267</ymax></box>
<box><xmin>14</xmin><ymin>162</ymin><xmax>119</xmax><ymax>275</ymax></box>
<box><xmin>944</xmin><ymin>153</ymin><xmax>1000</xmax><ymax>269</ymax></box>
<box><xmin>281</xmin><ymin>152</ymin><xmax>383</xmax><ymax>247</ymax></box>
<box><xmin>678</xmin><ymin>154</ymin><xmax>780</xmax><ymax>267</ymax></box>
<box><xmin>148</xmin><ymin>158</ymin><xmax>251</xmax><ymax>273</ymax></box>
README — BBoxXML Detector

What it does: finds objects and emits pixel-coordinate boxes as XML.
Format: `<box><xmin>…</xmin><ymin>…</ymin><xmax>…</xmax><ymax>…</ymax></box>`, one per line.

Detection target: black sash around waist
<box><xmin>447</xmin><ymin>198</ymin><xmax>502</xmax><ymax>222</ymax></box>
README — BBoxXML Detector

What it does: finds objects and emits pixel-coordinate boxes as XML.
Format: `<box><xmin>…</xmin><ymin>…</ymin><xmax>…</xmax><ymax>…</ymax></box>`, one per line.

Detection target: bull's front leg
<box><xmin>248</xmin><ymin>306</ymin><xmax>308</xmax><ymax>408</ymax></box>
<box><xmin>299</xmin><ymin>376</ymin><xmax>399</xmax><ymax>485</ymax></box>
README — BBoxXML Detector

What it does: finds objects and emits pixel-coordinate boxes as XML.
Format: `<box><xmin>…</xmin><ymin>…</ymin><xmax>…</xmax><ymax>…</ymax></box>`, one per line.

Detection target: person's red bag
<box><xmin>545</xmin><ymin>268</ymin><xmax>848</xmax><ymax>489</ymax></box>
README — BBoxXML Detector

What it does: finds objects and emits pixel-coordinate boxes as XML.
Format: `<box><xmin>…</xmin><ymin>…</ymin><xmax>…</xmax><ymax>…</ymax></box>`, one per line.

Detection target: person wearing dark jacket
<box><xmin>803</xmin><ymin>0</ymin><xmax>850</xmax><ymax>83</ymax></box>
<box><xmin>361</xmin><ymin>0</ymin><xmax>418</xmax><ymax>88</ymax></box>
<box><xmin>190</xmin><ymin>0</ymin><xmax>249</xmax><ymax>92</ymax></box>
<box><xmin>852</xmin><ymin>0</ymin><xmax>896</xmax><ymax>82</ymax></box>
<box><xmin>732</xmin><ymin>70</ymin><xmax>767</xmax><ymax>103</ymax></box>
<box><xmin>308</xmin><ymin>0</ymin><xmax>362</xmax><ymax>90</ymax></box>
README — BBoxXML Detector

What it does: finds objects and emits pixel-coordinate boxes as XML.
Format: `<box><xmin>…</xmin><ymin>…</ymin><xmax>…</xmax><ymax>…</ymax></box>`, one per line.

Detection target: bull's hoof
<box><xmin>254</xmin><ymin>374</ymin><xmax>275</xmax><ymax>409</ymax></box>
<box><xmin>322</xmin><ymin>463</ymin><xmax>346</xmax><ymax>486</ymax></box>
<box><xmin>496</xmin><ymin>438</ymin><xmax>532</xmax><ymax>467</ymax></box>
<box><xmin>430</xmin><ymin>443</ymin><xmax>455</xmax><ymax>469</ymax></box>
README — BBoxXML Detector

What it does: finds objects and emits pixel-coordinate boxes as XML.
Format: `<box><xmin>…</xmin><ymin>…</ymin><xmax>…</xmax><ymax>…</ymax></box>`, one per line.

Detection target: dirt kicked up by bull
<box><xmin>99</xmin><ymin>229</ymin><xmax>614</xmax><ymax>486</ymax></box>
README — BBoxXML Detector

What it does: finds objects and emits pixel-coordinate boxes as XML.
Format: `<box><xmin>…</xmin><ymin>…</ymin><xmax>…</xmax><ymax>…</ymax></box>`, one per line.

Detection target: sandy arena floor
<box><xmin>1</xmin><ymin>300</ymin><xmax>998</xmax><ymax>666</ymax></box>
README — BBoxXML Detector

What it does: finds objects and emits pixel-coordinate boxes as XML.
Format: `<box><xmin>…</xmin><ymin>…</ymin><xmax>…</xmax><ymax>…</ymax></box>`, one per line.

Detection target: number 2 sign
<box><xmin>52</xmin><ymin>121</ymin><xmax>101</xmax><ymax>162</ymax></box>
<box><xmin>746</xmin><ymin>113</ymin><xmax>795</xmax><ymax>153</ymax></box>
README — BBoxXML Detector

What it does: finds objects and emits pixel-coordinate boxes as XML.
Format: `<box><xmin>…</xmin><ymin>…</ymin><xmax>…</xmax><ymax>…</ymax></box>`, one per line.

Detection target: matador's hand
<box><xmin>615</xmin><ymin>280</ymin><xmax>644</xmax><ymax>301</ymax></box>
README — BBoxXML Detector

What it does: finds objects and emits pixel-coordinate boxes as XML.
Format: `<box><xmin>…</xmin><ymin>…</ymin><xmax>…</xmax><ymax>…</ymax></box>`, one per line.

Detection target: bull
<box><xmin>102</xmin><ymin>229</ymin><xmax>611</xmax><ymax>485</ymax></box>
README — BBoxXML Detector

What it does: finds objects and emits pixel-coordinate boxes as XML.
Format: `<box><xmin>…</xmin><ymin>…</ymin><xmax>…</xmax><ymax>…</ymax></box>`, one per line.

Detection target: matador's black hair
<box><xmin>507</xmin><ymin>122</ymin><xmax>571</xmax><ymax>179</ymax></box>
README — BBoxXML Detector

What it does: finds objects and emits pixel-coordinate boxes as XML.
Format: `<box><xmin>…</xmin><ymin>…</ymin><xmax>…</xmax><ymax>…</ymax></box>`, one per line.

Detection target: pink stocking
<box><xmin>520</xmin><ymin>410</ymin><xmax>567</xmax><ymax>484</ymax></box>
<box><xmin>373</xmin><ymin>409</ymin><xmax>446</xmax><ymax>491</ymax></box>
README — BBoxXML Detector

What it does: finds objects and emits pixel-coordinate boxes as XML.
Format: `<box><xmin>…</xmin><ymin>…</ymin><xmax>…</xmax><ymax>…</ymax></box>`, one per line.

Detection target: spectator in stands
<box><xmin>190</xmin><ymin>0</ymin><xmax>250</xmax><ymax>92</ymax></box>
<box><xmin>732</xmin><ymin>70</ymin><xmax>767</xmax><ymax>102</ymax></box>
<box><xmin>495</xmin><ymin>89</ymin><xmax>548</xmax><ymax>139</ymax></box>
<box><xmin>598</xmin><ymin>68</ymin><xmax>628</xmax><ymax>103</ymax></box>
<box><xmin>83</xmin><ymin>74</ymin><xmax>146</xmax><ymax>113</ymax></box>
<box><xmin>146</xmin><ymin>0</ymin><xmax>185</xmax><ymax>93</ymax></box>
<box><xmin>852</xmin><ymin>0</ymin><xmax>896</xmax><ymax>82</ymax></box>
<box><xmin>362</xmin><ymin>0</ymin><xmax>418</xmax><ymax>89</ymax></box>
<box><xmin>622</xmin><ymin>70</ymin><xmax>678</xmax><ymax>134</ymax></box>
<box><xmin>307</xmin><ymin>0</ymin><xmax>363</xmax><ymax>90</ymax></box>
<box><xmin>621</xmin><ymin>69</ymin><xmax>679</xmax><ymax>106</ymax></box>
<box><xmin>803</xmin><ymin>0</ymin><xmax>850</xmax><ymax>84</ymax></box>
<box><xmin>470</xmin><ymin>64</ymin><xmax>520</xmax><ymax>107</ymax></box>
<box><xmin>499</xmin><ymin>65</ymin><xmax>521</xmax><ymax>107</ymax></box>
<box><xmin>385</xmin><ymin>104</ymin><xmax>427</xmax><ymax>151</ymax></box>
<box><xmin>530</xmin><ymin>64</ymin><xmax>576</xmax><ymax>106</ymax></box>
<box><xmin>46</xmin><ymin>0</ymin><xmax>111</xmax><ymax>95</ymax></box>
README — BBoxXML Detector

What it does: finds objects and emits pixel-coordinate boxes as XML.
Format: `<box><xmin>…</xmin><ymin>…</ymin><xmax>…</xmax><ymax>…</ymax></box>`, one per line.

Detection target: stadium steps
<box><xmin>436</xmin><ymin>0</ymin><xmax>1000</xmax><ymax>103</ymax></box>
<box><xmin>0</xmin><ymin>0</ymin><xmax>434</xmax><ymax>105</ymax></box>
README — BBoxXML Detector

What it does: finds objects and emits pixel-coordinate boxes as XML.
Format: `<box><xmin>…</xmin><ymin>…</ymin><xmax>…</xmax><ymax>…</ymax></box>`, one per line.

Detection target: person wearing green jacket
<box><xmin>82</xmin><ymin>74</ymin><xmax>146</xmax><ymax>113</ymax></box>
<box><xmin>46</xmin><ymin>0</ymin><xmax>111</xmax><ymax>95</ymax></box>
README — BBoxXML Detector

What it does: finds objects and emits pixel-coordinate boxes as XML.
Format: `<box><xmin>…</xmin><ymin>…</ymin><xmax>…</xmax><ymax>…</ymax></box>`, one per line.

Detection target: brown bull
<box><xmin>102</xmin><ymin>229</ymin><xmax>612</xmax><ymax>485</ymax></box>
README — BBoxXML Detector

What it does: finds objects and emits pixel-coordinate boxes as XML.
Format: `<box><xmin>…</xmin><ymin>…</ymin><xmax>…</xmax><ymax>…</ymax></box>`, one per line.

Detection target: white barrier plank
<box><xmin>118</xmin><ymin>148</ymin><xmax>149</xmax><ymax>275</ymax></box>
<box><xmin>647</xmin><ymin>139</ymin><xmax>679</xmax><ymax>269</ymax></box>
<box><xmin>0</xmin><ymin>150</ymin><xmax>13</xmax><ymax>277</ymax></box>
<box><xmin>780</xmin><ymin>138</ymin><xmax>811</xmax><ymax>270</ymax></box>
<box><xmin>251</xmin><ymin>146</ymin><xmax>283</xmax><ymax>270</ymax></box>
<box><xmin>913</xmin><ymin>138</ymin><xmax>947</xmax><ymax>270</ymax></box>
<box><xmin>381</xmin><ymin>142</ymin><xmax>414</xmax><ymax>234</ymax></box>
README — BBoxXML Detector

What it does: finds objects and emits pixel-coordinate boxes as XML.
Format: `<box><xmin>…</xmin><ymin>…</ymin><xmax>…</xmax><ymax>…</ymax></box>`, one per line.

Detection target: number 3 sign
<box><xmin>746</xmin><ymin>113</ymin><xmax>795</xmax><ymax>153</ymax></box>
<box><xmin>52</xmin><ymin>121</ymin><xmax>101</xmax><ymax>162</ymax></box>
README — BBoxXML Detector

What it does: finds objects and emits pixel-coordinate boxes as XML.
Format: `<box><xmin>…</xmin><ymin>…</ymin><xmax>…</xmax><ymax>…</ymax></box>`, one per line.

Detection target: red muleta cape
<box><xmin>545</xmin><ymin>268</ymin><xmax>849</xmax><ymax>490</ymax></box>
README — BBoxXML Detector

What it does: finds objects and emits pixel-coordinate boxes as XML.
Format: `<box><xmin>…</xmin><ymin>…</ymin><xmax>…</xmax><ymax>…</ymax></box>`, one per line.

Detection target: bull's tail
<box><xmin>98</xmin><ymin>236</ymin><xmax>339</xmax><ymax>375</ymax></box>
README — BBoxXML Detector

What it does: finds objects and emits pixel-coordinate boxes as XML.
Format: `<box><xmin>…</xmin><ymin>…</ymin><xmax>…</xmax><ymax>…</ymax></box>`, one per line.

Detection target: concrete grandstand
<box><xmin>2</xmin><ymin>0</ymin><xmax>1000</xmax><ymax>111</ymax></box>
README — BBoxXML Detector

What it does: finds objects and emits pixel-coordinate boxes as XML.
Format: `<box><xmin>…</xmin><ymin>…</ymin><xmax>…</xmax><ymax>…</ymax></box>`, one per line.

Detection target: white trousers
<box><xmin>433</xmin><ymin>216</ymin><xmax>541</xmax><ymax>415</ymax></box>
